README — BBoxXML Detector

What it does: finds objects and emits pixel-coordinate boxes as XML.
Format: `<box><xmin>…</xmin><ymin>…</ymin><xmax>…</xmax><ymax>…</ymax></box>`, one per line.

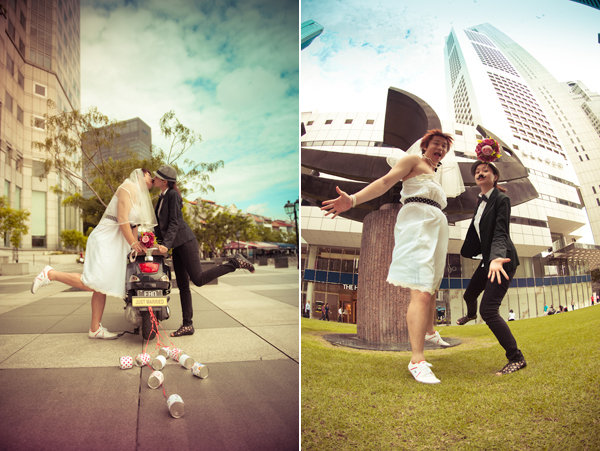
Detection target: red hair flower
<box><xmin>475</xmin><ymin>138</ymin><xmax>501</xmax><ymax>163</ymax></box>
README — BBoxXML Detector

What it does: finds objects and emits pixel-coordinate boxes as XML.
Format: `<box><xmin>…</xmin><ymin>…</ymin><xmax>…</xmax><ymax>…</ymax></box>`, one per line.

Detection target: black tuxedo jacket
<box><xmin>154</xmin><ymin>188</ymin><xmax>196</xmax><ymax>249</ymax></box>
<box><xmin>460</xmin><ymin>188</ymin><xmax>519</xmax><ymax>273</ymax></box>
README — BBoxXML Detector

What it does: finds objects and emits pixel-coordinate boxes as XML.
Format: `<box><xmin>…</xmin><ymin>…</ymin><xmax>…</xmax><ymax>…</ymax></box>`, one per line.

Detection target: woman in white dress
<box><xmin>321</xmin><ymin>129</ymin><xmax>455</xmax><ymax>384</ymax></box>
<box><xmin>31</xmin><ymin>168</ymin><xmax>163</xmax><ymax>339</ymax></box>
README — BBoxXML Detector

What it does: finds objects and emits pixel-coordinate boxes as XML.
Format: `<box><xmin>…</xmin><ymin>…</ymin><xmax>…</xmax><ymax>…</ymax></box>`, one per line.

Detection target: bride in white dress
<box><xmin>31</xmin><ymin>168</ymin><xmax>161</xmax><ymax>339</ymax></box>
<box><xmin>321</xmin><ymin>130</ymin><xmax>458</xmax><ymax>384</ymax></box>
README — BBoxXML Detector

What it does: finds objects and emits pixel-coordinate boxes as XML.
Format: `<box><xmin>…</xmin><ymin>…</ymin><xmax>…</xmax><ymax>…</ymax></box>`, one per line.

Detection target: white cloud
<box><xmin>80</xmin><ymin>0</ymin><xmax>298</xmax><ymax>220</ymax></box>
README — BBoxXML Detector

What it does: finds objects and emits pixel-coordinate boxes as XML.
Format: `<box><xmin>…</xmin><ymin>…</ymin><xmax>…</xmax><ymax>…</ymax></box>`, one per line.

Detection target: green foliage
<box><xmin>32</xmin><ymin>101</ymin><xmax>126</xmax><ymax>207</ymax></box>
<box><xmin>33</xmin><ymin>105</ymin><xmax>224</xmax><ymax>230</ymax></box>
<box><xmin>188</xmin><ymin>201</ymin><xmax>255</xmax><ymax>255</ymax></box>
<box><xmin>301</xmin><ymin>307</ymin><xmax>600</xmax><ymax>449</ymax></box>
<box><xmin>60</xmin><ymin>229</ymin><xmax>87</xmax><ymax>251</ymax></box>
<box><xmin>0</xmin><ymin>197</ymin><xmax>30</xmax><ymax>261</ymax></box>
<box><xmin>157</xmin><ymin>110</ymin><xmax>224</xmax><ymax>196</ymax></box>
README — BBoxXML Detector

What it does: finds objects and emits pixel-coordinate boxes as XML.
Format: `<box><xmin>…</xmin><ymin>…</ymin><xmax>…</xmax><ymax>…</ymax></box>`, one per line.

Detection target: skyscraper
<box><xmin>81</xmin><ymin>117</ymin><xmax>152</xmax><ymax>198</ymax></box>
<box><xmin>1</xmin><ymin>0</ymin><xmax>81</xmax><ymax>249</ymax></box>
<box><xmin>445</xmin><ymin>23</ymin><xmax>600</xmax><ymax>251</ymax></box>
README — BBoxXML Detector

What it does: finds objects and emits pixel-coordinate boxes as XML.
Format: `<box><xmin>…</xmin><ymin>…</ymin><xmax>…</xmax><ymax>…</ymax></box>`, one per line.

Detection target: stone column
<box><xmin>357</xmin><ymin>203</ymin><xmax>411</xmax><ymax>345</ymax></box>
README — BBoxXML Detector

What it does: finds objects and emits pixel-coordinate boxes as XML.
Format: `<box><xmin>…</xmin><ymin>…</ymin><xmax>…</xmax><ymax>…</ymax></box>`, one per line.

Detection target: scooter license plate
<box><xmin>137</xmin><ymin>290</ymin><xmax>162</xmax><ymax>297</ymax></box>
<box><xmin>132</xmin><ymin>297</ymin><xmax>168</xmax><ymax>307</ymax></box>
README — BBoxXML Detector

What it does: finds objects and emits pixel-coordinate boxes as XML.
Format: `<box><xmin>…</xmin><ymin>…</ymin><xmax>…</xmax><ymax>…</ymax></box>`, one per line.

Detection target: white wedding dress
<box><xmin>386</xmin><ymin>173</ymin><xmax>448</xmax><ymax>294</ymax></box>
<box><xmin>81</xmin><ymin>188</ymin><xmax>139</xmax><ymax>298</ymax></box>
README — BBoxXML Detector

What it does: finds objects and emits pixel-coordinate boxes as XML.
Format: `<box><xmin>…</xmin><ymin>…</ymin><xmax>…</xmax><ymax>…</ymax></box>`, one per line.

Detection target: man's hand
<box><xmin>488</xmin><ymin>258</ymin><xmax>511</xmax><ymax>284</ymax></box>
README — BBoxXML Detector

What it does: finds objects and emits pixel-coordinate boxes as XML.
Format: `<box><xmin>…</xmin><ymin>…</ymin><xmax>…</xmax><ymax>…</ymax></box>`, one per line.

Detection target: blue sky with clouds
<box><xmin>81</xmin><ymin>0</ymin><xmax>298</xmax><ymax>221</ymax></box>
<box><xmin>301</xmin><ymin>0</ymin><xmax>600</xmax><ymax>118</ymax></box>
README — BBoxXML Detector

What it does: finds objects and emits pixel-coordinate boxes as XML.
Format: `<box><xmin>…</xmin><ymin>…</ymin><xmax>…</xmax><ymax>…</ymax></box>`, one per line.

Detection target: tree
<box><xmin>60</xmin><ymin>229</ymin><xmax>88</xmax><ymax>251</ymax></box>
<box><xmin>188</xmin><ymin>201</ymin><xmax>255</xmax><ymax>255</ymax></box>
<box><xmin>0</xmin><ymin>197</ymin><xmax>30</xmax><ymax>262</ymax></box>
<box><xmin>33</xmin><ymin>101</ymin><xmax>128</xmax><ymax>208</ymax></box>
<box><xmin>33</xmin><ymin>103</ymin><xmax>224</xmax><ymax>227</ymax></box>
<box><xmin>155</xmin><ymin>110</ymin><xmax>224</xmax><ymax>197</ymax></box>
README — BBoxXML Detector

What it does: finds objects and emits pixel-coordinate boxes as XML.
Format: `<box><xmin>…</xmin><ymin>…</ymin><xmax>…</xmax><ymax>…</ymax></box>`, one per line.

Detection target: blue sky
<box><xmin>81</xmin><ymin>0</ymin><xmax>298</xmax><ymax>221</ymax></box>
<box><xmin>301</xmin><ymin>0</ymin><xmax>600</xmax><ymax>117</ymax></box>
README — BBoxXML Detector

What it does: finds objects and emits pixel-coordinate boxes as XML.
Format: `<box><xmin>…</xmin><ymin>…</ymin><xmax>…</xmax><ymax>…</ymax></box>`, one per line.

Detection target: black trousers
<box><xmin>463</xmin><ymin>263</ymin><xmax>524</xmax><ymax>362</ymax></box>
<box><xmin>172</xmin><ymin>239</ymin><xmax>235</xmax><ymax>326</ymax></box>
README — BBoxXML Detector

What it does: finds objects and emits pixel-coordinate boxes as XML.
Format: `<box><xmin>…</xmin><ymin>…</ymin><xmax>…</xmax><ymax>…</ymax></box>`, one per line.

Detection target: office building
<box><xmin>1</xmin><ymin>0</ymin><xmax>81</xmax><ymax>249</ymax></box>
<box><xmin>81</xmin><ymin>117</ymin><xmax>152</xmax><ymax>198</ymax></box>
<box><xmin>301</xmin><ymin>24</ymin><xmax>600</xmax><ymax>323</ymax></box>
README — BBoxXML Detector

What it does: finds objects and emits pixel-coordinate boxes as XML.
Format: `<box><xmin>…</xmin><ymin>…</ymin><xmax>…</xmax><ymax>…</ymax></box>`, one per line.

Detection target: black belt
<box><xmin>105</xmin><ymin>215</ymin><xmax>138</xmax><ymax>229</ymax></box>
<box><xmin>403</xmin><ymin>197</ymin><xmax>442</xmax><ymax>210</ymax></box>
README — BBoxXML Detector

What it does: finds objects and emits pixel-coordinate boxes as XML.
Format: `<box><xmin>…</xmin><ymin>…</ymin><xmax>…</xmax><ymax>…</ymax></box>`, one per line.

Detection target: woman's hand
<box><xmin>321</xmin><ymin>186</ymin><xmax>353</xmax><ymax>218</ymax></box>
<box><xmin>488</xmin><ymin>258</ymin><xmax>511</xmax><ymax>284</ymax></box>
<box><xmin>131</xmin><ymin>241</ymin><xmax>144</xmax><ymax>254</ymax></box>
<box><xmin>158</xmin><ymin>245</ymin><xmax>168</xmax><ymax>254</ymax></box>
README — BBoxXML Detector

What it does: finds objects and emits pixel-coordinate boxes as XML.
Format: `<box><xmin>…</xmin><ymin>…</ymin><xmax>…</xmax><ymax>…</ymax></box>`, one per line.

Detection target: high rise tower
<box><xmin>1</xmin><ymin>0</ymin><xmax>81</xmax><ymax>250</ymax></box>
<box><xmin>444</xmin><ymin>23</ymin><xmax>600</xmax><ymax>253</ymax></box>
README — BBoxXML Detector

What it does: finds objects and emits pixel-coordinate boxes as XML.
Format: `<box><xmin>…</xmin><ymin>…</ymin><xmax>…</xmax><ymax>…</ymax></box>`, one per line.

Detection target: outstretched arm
<box><xmin>321</xmin><ymin>154</ymin><xmax>420</xmax><ymax>218</ymax></box>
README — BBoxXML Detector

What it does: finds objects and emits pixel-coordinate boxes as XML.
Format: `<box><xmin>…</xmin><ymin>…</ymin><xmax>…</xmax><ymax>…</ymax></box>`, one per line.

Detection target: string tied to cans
<box><xmin>119</xmin><ymin>307</ymin><xmax>209</xmax><ymax>418</ymax></box>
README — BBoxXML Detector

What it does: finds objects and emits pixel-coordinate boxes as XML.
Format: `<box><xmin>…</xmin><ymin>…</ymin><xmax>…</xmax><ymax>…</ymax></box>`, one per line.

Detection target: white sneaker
<box><xmin>31</xmin><ymin>265</ymin><xmax>53</xmax><ymax>294</ymax></box>
<box><xmin>425</xmin><ymin>330</ymin><xmax>451</xmax><ymax>347</ymax></box>
<box><xmin>408</xmin><ymin>360</ymin><xmax>441</xmax><ymax>384</ymax></box>
<box><xmin>88</xmin><ymin>324</ymin><xmax>119</xmax><ymax>340</ymax></box>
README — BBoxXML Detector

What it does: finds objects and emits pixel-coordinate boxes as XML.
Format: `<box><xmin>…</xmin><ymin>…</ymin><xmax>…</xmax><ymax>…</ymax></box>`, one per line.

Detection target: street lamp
<box><xmin>284</xmin><ymin>199</ymin><xmax>299</xmax><ymax>266</ymax></box>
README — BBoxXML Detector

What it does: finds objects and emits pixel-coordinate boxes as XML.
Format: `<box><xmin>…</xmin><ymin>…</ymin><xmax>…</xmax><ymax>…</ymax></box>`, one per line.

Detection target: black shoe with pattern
<box><xmin>495</xmin><ymin>358</ymin><xmax>527</xmax><ymax>375</ymax></box>
<box><xmin>170</xmin><ymin>324</ymin><xmax>195</xmax><ymax>337</ymax></box>
<box><xmin>228</xmin><ymin>254</ymin><xmax>255</xmax><ymax>273</ymax></box>
<box><xmin>456</xmin><ymin>315</ymin><xmax>477</xmax><ymax>325</ymax></box>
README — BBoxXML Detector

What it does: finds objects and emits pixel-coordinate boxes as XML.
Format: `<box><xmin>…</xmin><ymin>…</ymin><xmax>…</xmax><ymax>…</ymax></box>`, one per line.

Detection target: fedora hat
<box><xmin>155</xmin><ymin>165</ymin><xmax>177</xmax><ymax>182</ymax></box>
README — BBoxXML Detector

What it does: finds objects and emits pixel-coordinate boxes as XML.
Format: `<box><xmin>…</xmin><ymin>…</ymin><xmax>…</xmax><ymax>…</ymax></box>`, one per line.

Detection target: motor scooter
<box><xmin>123</xmin><ymin>247</ymin><xmax>171</xmax><ymax>340</ymax></box>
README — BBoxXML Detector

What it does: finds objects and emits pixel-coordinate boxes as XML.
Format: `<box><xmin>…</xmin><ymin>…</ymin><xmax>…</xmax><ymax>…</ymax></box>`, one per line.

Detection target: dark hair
<box><xmin>420</xmin><ymin>129</ymin><xmax>454</xmax><ymax>154</ymax></box>
<box><xmin>167</xmin><ymin>180</ymin><xmax>182</xmax><ymax>199</ymax></box>
<box><xmin>471</xmin><ymin>162</ymin><xmax>507</xmax><ymax>192</ymax></box>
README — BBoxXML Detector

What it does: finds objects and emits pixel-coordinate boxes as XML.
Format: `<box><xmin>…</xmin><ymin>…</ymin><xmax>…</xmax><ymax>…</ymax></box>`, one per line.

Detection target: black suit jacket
<box><xmin>460</xmin><ymin>188</ymin><xmax>519</xmax><ymax>273</ymax></box>
<box><xmin>154</xmin><ymin>188</ymin><xmax>196</xmax><ymax>249</ymax></box>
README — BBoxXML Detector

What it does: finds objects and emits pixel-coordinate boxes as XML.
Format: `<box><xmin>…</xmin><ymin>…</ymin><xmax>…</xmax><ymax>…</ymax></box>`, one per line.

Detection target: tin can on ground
<box><xmin>151</xmin><ymin>355</ymin><xmax>167</xmax><ymax>370</ymax></box>
<box><xmin>191</xmin><ymin>362</ymin><xmax>209</xmax><ymax>379</ymax></box>
<box><xmin>158</xmin><ymin>347</ymin><xmax>170</xmax><ymax>358</ymax></box>
<box><xmin>167</xmin><ymin>394</ymin><xmax>184</xmax><ymax>418</ymax></box>
<box><xmin>168</xmin><ymin>347</ymin><xmax>182</xmax><ymax>362</ymax></box>
<box><xmin>148</xmin><ymin>370</ymin><xmax>164</xmax><ymax>389</ymax></box>
<box><xmin>119</xmin><ymin>355</ymin><xmax>133</xmax><ymax>370</ymax></box>
<box><xmin>179</xmin><ymin>354</ymin><xmax>195</xmax><ymax>370</ymax></box>
<box><xmin>135</xmin><ymin>352</ymin><xmax>151</xmax><ymax>367</ymax></box>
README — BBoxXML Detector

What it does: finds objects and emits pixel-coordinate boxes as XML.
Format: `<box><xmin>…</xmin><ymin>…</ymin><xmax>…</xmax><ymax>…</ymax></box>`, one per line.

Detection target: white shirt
<box><xmin>508</xmin><ymin>311</ymin><xmax>516</xmax><ymax>320</ymax></box>
<box><xmin>474</xmin><ymin>187</ymin><xmax>495</xmax><ymax>239</ymax></box>
<box><xmin>157</xmin><ymin>188</ymin><xmax>169</xmax><ymax>217</ymax></box>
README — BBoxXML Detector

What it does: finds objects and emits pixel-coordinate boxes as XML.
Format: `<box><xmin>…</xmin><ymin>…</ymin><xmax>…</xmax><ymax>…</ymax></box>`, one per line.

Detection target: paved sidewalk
<box><xmin>0</xmin><ymin>263</ymin><xmax>299</xmax><ymax>450</ymax></box>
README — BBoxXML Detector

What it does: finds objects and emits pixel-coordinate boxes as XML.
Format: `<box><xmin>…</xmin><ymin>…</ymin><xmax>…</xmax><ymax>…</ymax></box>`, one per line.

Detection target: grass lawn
<box><xmin>301</xmin><ymin>306</ymin><xmax>600</xmax><ymax>450</ymax></box>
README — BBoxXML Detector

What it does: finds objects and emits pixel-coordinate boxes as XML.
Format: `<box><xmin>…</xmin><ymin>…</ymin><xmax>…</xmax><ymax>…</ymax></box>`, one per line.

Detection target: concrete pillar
<box><xmin>357</xmin><ymin>203</ymin><xmax>411</xmax><ymax>345</ymax></box>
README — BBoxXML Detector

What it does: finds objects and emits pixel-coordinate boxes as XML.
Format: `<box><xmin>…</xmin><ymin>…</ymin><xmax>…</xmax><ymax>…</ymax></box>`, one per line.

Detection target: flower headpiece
<box><xmin>475</xmin><ymin>138</ymin><xmax>501</xmax><ymax>163</ymax></box>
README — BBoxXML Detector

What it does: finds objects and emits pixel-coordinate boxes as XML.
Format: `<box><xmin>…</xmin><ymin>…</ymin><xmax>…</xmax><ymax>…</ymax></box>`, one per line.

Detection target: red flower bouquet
<box><xmin>140</xmin><ymin>231</ymin><xmax>155</xmax><ymax>249</ymax></box>
<box><xmin>475</xmin><ymin>138</ymin><xmax>501</xmax><ymax>163</ymax></box>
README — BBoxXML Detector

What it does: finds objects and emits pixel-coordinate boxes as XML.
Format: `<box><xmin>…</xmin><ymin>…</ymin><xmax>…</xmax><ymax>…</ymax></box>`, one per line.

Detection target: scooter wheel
<box><xmin>141</xmin><ymin>311</ymin><xmax>156</xmax><ymax>340</ymax></box>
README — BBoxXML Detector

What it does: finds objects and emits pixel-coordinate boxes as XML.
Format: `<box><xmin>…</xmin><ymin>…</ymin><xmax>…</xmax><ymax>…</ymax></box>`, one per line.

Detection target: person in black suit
<box><xmin>457</xmin><ymin>143</ymin><xmax>526</xmax><ymax>376</ymax></box>
<box><xmin>153</xmin><ymin>165</ymin><xmax>255</xmax><ymax>337</ymax></box>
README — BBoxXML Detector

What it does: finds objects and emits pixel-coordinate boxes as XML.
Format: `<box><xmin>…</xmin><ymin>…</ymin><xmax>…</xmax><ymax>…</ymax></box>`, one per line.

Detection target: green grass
<box><xmin>301</xmin><ymin>308</ymin><xmax>600</xmax><ymax>450</ymax></box>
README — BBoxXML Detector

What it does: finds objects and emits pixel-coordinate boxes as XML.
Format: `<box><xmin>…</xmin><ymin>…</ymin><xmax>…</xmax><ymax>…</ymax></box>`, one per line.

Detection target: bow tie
<box><xmin>477</xmin><ymin>195</ymin><xmax>488</xmax><ymax>206</ymax></box>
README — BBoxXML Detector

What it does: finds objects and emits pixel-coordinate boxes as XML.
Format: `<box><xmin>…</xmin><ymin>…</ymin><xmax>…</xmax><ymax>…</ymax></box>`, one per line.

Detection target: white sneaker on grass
<box><xmin>408</xmin><ymin>360</ymin><xmax>441</xmax><ymax>384</ymax></box>
<box><xmin>31</xmin><ymin>265</ymin><xmax>53</xmax><ymax>294</ymax></box>
<box><xmin>88</xmin><ymin>324</ymin><xmax>118</xmax><ymax>340</ymax></box>
<box><xmin>425</xmin><ymin>330</ymin><xmax>451</xmax><ymax>347</ymax></box>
